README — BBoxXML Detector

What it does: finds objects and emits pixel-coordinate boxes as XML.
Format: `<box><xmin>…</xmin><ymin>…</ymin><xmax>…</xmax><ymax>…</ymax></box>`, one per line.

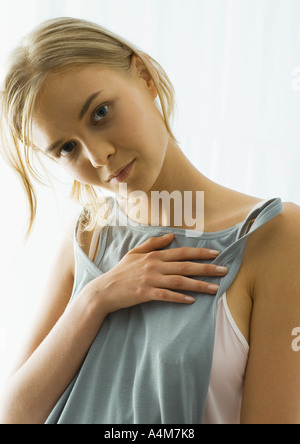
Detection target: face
<box><xmin>32</xmin><ymin>58</ymin><xmax>171</xmax><ymax>199</ymax></box>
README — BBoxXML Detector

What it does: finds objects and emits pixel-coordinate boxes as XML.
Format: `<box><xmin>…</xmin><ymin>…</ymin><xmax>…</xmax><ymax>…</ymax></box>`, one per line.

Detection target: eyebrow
<box><xmin>45</xmin><ymin>90</ymin><xmax>102</xmax><ymax>155</ymax></box>
<box><xmin>45</xmin><ymin>139</ymin><xmax>64</xmax><ymax>155</ymax></box>
<box><xmin>79</xmin><ymin>90</ymin><xmax>102</xmax><ymax>120</ymax></box>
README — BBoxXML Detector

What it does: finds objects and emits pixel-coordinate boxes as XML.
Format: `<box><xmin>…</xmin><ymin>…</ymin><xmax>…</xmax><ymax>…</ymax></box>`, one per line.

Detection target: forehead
<box><xmin>32</xmin><ymin>66</ymin><xmax>131</xmax><ymax>150</ymax></box>
<box><xmin>36</xmin><ymin>65</ymin><xmax>129</xmax><ymax>113</ymax></box>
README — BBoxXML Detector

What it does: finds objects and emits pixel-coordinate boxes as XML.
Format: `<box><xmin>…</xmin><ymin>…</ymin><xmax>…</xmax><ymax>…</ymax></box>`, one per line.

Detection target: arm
<box><xmin>241</xmin><ymin>203</ymin><xmax>300</xmax><ymax>424</ymax></box>
<box><xmin>0</xmin><ymin>218</ymin><xmax>108</xmax><ymax>424</ymax></box>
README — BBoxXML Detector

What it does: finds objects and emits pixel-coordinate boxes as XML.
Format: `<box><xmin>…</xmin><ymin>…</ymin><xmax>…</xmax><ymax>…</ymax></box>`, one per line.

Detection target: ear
<box><xmin>131</xmin><ymin>54</ymin><xmax>158</xmax><ymax>100</ymax></box>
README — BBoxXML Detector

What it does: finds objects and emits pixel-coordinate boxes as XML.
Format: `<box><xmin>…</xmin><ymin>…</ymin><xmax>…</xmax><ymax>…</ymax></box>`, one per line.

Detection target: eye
<box><xmin>59</xmin><ymin>141</ymin><xmax>76</xmax><ymax>158</ymax></box>
<box><xmin>92</xmin><ymin>105</ymin><xmax>109</xmax><ymax>124</ymax></box>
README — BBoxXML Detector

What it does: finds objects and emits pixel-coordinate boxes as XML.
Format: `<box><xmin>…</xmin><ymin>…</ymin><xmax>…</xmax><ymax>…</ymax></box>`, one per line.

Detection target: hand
<box><xmin>91</xmin><ymin>233</ymin><xmax>228</xmax><ymax>315</ymax></box>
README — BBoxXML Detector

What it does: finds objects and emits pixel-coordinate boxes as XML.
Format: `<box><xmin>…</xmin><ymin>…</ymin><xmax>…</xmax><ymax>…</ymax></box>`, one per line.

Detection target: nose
<box><xmin>85</xmin><ymin>143</ymin><xmax>115</xmax><ymax>168</ymax></box>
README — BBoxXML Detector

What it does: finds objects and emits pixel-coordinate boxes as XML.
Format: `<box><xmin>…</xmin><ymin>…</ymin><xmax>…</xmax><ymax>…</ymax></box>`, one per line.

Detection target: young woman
<box><xmin>0</xmin><ymin>17</ymin><xmax>300</xmax><ymax>425</ymax></box>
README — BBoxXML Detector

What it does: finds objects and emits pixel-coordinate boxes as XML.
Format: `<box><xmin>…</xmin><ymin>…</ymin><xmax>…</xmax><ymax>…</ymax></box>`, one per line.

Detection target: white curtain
<box><xmin>0</xmin><ymin>0</ymin><xmax>299</xmax><ymax>388</ymax></box>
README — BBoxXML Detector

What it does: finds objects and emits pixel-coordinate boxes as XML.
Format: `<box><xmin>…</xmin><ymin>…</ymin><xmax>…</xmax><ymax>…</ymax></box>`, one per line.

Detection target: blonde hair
<box><xmin>0</xmin><ymin>17</ymin><xmax>176</xmax><ymax>238</ymax></box>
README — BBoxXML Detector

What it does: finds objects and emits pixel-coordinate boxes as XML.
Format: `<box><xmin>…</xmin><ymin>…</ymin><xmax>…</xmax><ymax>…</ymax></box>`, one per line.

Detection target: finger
<box><xmin>152</xmin><ymin>288</ymin><xmax>196</xmax><ymax>305</ymax></box>
<box><xmin>156</xmin><ymin>246</ymin><xmax>220</xmax><ymax>262</ymax></box>
<box><xmin>130</xmin><ymin>233</ymin><xmax>175</xmax><ymax>254</ymax></box>
<box><xmin>161</xmin><ymin>261</ymin><xmax>228</xmax><ymax>277</ymax></box>
<box><xmin>159</xmin><ymin>275</ymin><xmax>220</xmax><ymax>295</ymax></box>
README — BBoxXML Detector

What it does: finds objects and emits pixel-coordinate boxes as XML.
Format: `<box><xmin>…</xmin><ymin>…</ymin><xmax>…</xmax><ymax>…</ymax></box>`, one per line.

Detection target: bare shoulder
<box><xmin>243</xmin><ymin>201</ymin><xmax>300</xmax><ymax>269</ymax></box>
<box><xmin>273</xmin><ymin>201</ymin><xmax>300</xmax><ymax>257</ymax></box>
<box><xmin>278</xmin><ymin>201</ymin><xmax>300</xmax><ymax>236</ymax></box>
<box><xmin>250</xmin><ymin>200</ymin><xmax>300</xmax><ymax>317</ymax></box>
<box><xmin>9</xmin><ymin>215</ymin><xmax>78</xmax><ymax>375</ymax></box>
<box><xmin>264</xmin><ymin>200</ymin><xmax>300</xmax><ymax>235</ymax></box>
<box><xmin>241</xmin><ymin>201</ymin><xmax>300</xmax><ymax>424</ymax></box>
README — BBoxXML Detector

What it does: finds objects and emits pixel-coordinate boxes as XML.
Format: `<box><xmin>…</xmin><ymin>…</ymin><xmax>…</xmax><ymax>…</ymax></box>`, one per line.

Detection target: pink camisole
<box><xmin>203</xmin><ymin>292</ymin><xmax>250</xmax><ymax>424</ymax></box>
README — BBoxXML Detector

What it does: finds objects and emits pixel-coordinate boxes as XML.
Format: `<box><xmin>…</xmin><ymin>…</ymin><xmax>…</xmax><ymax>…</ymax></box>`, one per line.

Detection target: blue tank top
<box><xmin>45</xmin><ymin>197</ymin><xmax>283</xmax><ymax>424</ymax></box>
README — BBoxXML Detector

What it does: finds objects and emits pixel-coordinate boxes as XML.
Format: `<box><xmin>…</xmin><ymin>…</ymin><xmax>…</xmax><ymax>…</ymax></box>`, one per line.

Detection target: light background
<box><xmin>0</xmin><ymin>0</ymin><xmax>300</xmax><ymax>389</ymax></box>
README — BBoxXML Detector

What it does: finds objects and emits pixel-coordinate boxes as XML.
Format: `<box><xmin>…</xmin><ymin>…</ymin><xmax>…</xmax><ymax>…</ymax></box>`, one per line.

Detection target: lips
<box><xmin>107</xmin><ymin>160</ymin><xmax>136</xmax><ymax>182</ymax></box>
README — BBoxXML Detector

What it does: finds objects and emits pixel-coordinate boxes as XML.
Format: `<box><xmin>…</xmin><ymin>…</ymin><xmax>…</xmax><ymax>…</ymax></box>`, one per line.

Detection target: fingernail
<box><xmin>185</xmin><ymin>296</ymin><xmax>196</xmax><ymax>303</ymax></box>
<box><xmin>209</xmin><ymin>250</ymin><xmax>220</xmax><ymax>255</ymax></box>
<box><xmin>208</xmin><ymin>284</ymin><xmax>219</xmax><ymax>292</ymax></box>
<box><xmin>216</xmin><ymin>266</ymin><xmax>228</xmax><ymax>274</ymax></box>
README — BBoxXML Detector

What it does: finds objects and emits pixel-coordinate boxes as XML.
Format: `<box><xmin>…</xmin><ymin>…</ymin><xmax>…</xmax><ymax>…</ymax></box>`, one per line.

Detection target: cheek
<box><xmin>114</xmin><ymin>110</ymin><xmax>147</xmax><ymax>142</ymax></box>
<box><xmin>62</xmin><ymin>159</ymin><xmax>94</xmax><ymax>184</ymax></box>
<box><xmin>114</xmin><ymin>96</ymin><xmax>162</xmax><ymax>143</ymax></box>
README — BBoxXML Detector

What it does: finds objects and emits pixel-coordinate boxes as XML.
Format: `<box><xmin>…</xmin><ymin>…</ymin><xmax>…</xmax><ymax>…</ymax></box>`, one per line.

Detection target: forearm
<box><xmin>0</xmin><ymin>284</ymin><xmax>106</xmax><ymax>424</ymax></box>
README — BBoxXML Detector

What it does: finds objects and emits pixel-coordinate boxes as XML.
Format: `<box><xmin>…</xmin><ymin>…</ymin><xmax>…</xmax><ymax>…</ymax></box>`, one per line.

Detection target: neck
<box><xmin>117</xmin><ymin>139</ymin><xmax>260</xmax><ymax>232</ymax></box>
<box><xmin>118</xmin><ymin>141</ymin><xmax>218</xmax><ymax>230</ymax></box>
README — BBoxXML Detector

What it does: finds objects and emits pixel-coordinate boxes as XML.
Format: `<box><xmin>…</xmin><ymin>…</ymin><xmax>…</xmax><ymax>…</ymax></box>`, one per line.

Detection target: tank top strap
<box><xmin>236</xmin><ymin>197</ymin><xmax>284</xmax><ymax>240</ymax></box>
<box><xmin>212</xmin><ymin>197</ymin><xmax>284</xmax><ymax>300</ymax></box>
